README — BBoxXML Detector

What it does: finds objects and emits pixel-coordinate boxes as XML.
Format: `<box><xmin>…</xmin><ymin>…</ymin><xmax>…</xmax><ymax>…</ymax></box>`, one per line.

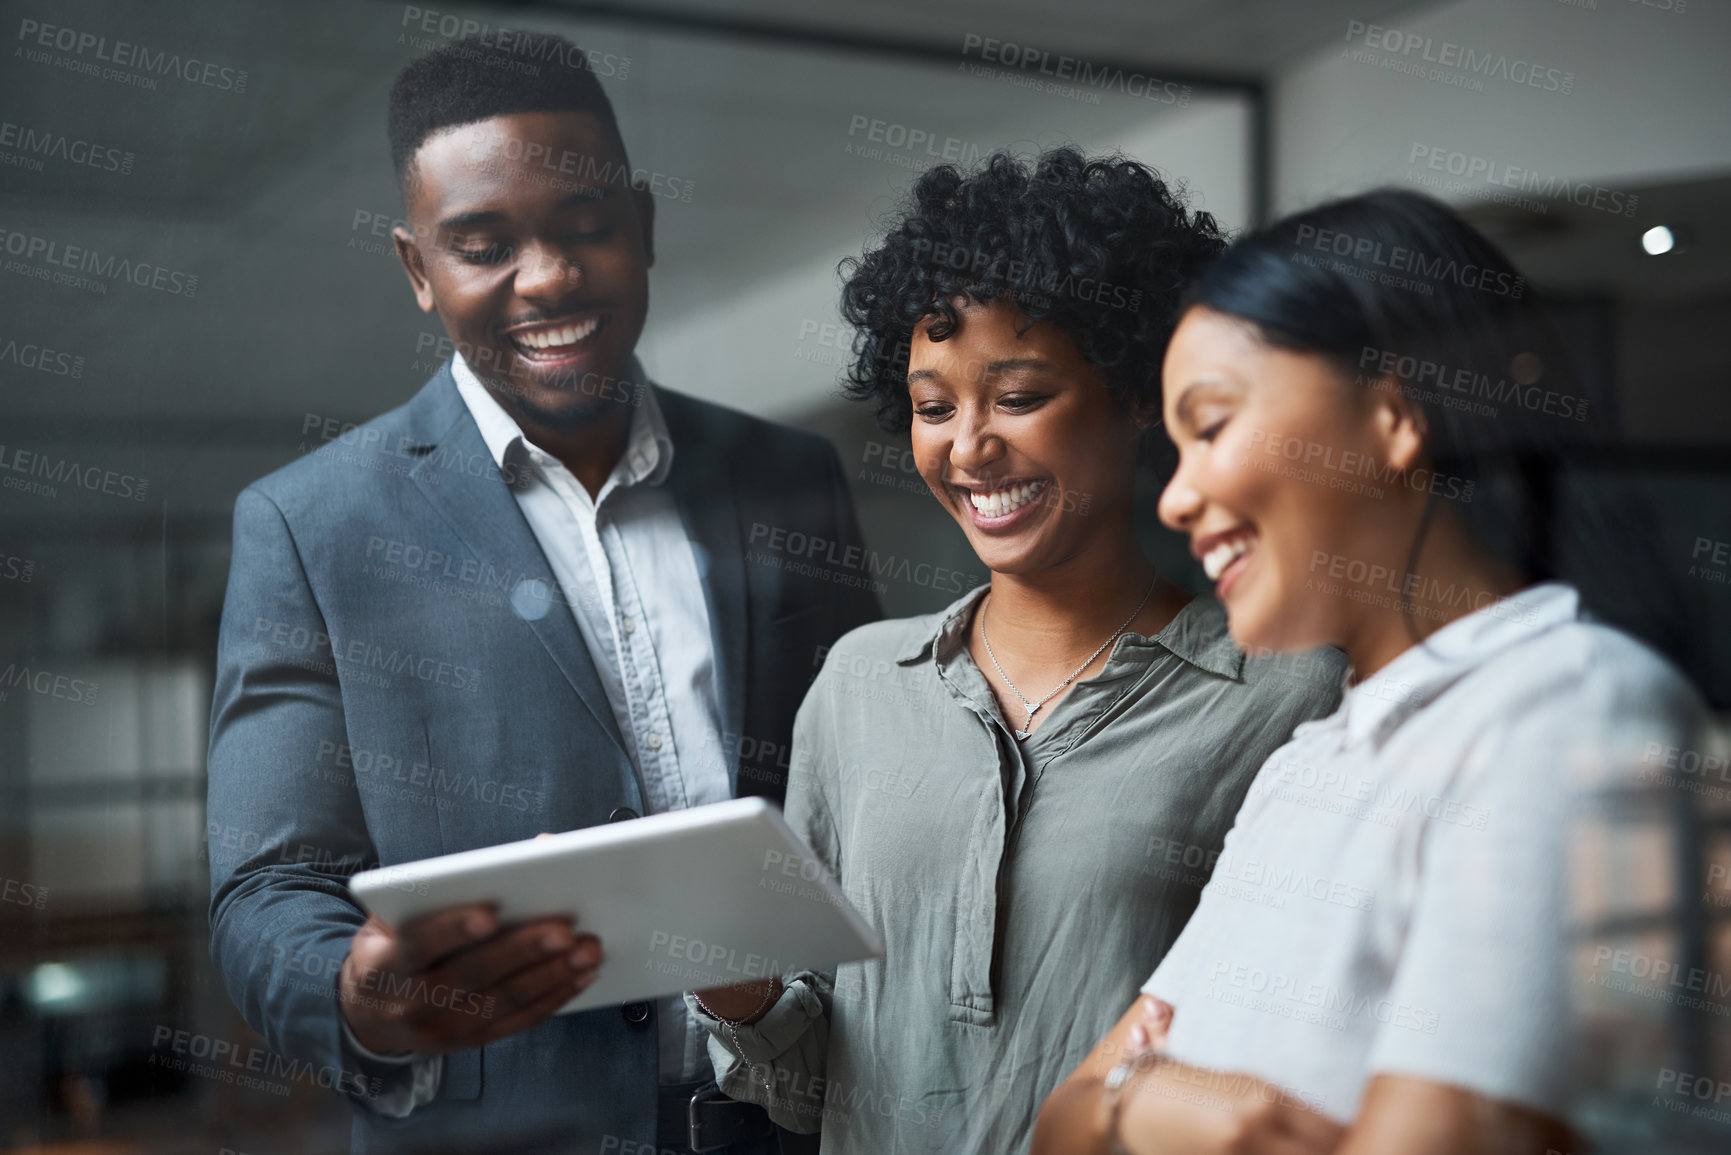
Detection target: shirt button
<box><xmin>608</xmin><ymin>807</ymin><xmax>639</xmax><ymax>823</ymax></box>
<box><xmin>621</xmin><ymin>1001</ymin><xmax>651</xmax><ymax>1025</ymax></box>
<box><xmin>646</xmin><ymin>732</ymin><xmax>663</xmax><ymax>751</ymax></box>
<box><xmin>622</xmin><ymin>617</ymin><xmax>636</xmax><ymax>635</ymax></box>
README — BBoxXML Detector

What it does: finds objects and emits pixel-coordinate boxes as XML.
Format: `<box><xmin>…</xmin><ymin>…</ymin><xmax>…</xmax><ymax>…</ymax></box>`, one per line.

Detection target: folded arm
<box><xmin>1036</xmin><ymin>997</ymin><xmax>1570</xmax><ymax>1155</ymax></box>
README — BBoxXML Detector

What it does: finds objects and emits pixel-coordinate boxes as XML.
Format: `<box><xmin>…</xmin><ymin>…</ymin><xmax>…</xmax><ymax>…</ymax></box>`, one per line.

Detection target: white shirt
<box><xmin>1143</xmin><ymin>582</ymin><xmax>1704</xmax><ymax>1125</ymax></box>
<box><xmin>350</xmin><ymin>356</ymin><xmax>732</xmax><ymax>1113</ymax></box>
<box><xmin>455</xmin><ymin>353</ymin><xmax>732</xmax><ymax>1084</ymax></box>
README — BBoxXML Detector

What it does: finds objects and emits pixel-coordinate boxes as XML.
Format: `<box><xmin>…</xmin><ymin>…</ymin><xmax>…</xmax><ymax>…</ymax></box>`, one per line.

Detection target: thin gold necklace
<box><xmin>978</xmin><ymin>573</ymin><xmax>1158</xmax><ymax>741</ymax></box>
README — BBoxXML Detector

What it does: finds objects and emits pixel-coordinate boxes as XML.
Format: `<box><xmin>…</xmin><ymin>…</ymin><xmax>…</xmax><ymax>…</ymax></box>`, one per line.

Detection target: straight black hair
<box><xmin>1187</xmin><ymin>188</ymin><xmax>1689</xmax><ymax>666</ymax></box>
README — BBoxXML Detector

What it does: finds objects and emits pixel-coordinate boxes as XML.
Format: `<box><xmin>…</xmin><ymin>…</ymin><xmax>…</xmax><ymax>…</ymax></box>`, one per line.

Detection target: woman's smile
<box><xmin>951</xmin><ymin>477</ymin><xmax>1051</xmax><ymax>531</ymax></box>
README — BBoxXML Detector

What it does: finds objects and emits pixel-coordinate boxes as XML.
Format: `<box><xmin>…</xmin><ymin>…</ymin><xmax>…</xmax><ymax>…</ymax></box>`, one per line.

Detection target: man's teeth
<box><xmin>967</xmin><ymin>480</ymin><xmax>1045</xmax><ymax>519</ymax></box>
<box><xmin>515</xmin><ymin>316</ymin><xmax>600</xmax><ymax>351</ymax></box>
<box><xmin>1202</xmin><ymin>536</ymin><xmax>1255</xmax><ymax>581</ymax></box>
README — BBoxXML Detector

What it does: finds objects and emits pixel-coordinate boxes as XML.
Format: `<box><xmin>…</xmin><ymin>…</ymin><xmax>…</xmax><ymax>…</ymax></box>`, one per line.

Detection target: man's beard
<box><xmin>483</xmin><ymin>360</ymin><xmax>641</xmax><ymax>431</ymax></box>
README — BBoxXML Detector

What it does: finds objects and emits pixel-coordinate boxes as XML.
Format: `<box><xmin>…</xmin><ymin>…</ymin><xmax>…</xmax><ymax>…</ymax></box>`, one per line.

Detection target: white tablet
<box><xmin>349</xmin><ymin>797</ymin><xmax>883</xmax><ymax>1013</ymax></box>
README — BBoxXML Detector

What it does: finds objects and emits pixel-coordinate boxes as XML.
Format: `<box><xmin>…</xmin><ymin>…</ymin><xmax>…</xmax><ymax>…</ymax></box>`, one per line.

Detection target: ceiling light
<box><xmin>1642</xmin><ymin>226</ymin><xmax>1675</xmax><ymax>256</ymax></box>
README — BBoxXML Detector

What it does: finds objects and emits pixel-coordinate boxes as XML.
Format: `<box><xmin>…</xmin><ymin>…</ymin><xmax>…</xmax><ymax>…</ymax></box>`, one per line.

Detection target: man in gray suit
<box><xmin>207</xmin><ymin>36</ymin><xmax>878</xmax><ymax>1154</ymax></box>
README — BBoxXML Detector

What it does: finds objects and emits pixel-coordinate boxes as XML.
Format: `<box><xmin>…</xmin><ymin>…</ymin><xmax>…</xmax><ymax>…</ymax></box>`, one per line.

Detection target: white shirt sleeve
<box><xmin>338</xmin><ymin>1014</ymin><xmax>444</xmax><ymax>1117</ymax></box>
<box><xmin>1362</xmin><ymin>702</ymin><xmax>1619</xmax><ymax>1118</ymax></box>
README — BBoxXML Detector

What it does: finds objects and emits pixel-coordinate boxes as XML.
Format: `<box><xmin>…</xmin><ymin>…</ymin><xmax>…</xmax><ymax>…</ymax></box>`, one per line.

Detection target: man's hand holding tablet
<box><xmin>338</xmin><ymin>902</ymin><xmax>604</xmax><ymax>1055</ymax></box>
<box><xmin>346</xmin><ymin>799</ymin><xmax>881</xmax><ymax>1028</ymax></box>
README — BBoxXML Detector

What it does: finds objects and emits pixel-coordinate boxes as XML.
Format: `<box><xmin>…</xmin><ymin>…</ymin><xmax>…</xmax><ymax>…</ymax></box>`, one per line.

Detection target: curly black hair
<box><xmin>838</xmin><ymin>148</ymin><xmax>1227</xmax><ymax>431</ymax></box>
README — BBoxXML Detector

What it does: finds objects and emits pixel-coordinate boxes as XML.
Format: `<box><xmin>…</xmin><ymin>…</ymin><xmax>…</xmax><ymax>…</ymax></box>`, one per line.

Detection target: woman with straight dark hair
<box><xmin>1033</xmin><ymin>189</ymin><xmax>1708</xmax><ymax>1154</ymax></box>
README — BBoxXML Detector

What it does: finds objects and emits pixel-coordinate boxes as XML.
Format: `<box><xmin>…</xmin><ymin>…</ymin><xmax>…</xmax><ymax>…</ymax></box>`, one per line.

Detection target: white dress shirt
<box><xmin>346</xmin><ymin>355</ymin><xmax>733</xmax><ymax>1113</ymax></box>
<box><xmin>1143</xmin><ymin>582</ymin><xmax>1705</xmax><ymax>1125</ymax></box>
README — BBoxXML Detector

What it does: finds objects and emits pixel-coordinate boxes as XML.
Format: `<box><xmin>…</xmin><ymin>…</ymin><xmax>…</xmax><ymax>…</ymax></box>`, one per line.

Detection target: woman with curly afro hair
<box><xmin>684</xmin><ymin>149</ymin><xmax>1347</xmax><ymax>1153</ymax></box>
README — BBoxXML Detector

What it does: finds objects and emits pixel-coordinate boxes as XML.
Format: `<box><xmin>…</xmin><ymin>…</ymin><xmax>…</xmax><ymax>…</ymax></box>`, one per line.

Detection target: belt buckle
<box><xmin>688</xmin><ymin>1080</ymin><xmax>768</xmax><ymax>1153</ymax></box>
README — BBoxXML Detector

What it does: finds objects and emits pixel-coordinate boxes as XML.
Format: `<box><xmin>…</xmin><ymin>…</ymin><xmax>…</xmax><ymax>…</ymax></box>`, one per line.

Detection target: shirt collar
<box><xmin>894</xmin><ymin>583</ymin><xmax>1245</xmax><ymax>683</ymax></box>
<box><xmin>450</xmin><ymin>352</ymin><xmax>673</xmax><ymax>488</ymax></box>
<box><xmin>1340</xmin><ymin>581</ymin><xmax>1581</xmax><ymax>748</ymax></box>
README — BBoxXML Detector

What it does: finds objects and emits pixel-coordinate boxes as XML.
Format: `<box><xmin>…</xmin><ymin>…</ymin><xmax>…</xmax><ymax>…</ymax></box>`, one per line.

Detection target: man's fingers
<box><xmin>393</xmin><ymin>903</ymin><xmax>501</xmax><ymax>972</ymax></box>
<box><xmin>482</xmin><ymin>945</ymin><xmax>601</xmax><ymax>1018</ymax></box>
<box><xmin>436</xmin><ymin>918</ymin><xmax>586</xmax><ymax>994</ymax></box>
<box><xmin>410</xmin><ymin>938</ymin><xmax>599</xmax><ymax>1051</ymax></box>
<box><xmin>467</xmin><ymin>978</ymin><xmax>591</xmax><ymax>1048</ymax></box>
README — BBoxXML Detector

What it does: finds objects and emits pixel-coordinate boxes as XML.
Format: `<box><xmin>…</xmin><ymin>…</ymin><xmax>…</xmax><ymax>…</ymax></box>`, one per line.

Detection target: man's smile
<box><xmin>502</xmin><ymin>312</ymin><xmax>607</xmax><ymax>368</ymax></box>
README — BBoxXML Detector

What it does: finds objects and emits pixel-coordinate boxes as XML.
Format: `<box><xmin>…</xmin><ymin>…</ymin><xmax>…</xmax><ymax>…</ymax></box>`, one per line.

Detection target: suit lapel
<box><xmin>659</xmin><ymin>391</ymin><xmax>749</xmax><ymax>792</ymax></box>
<box><xmin>406</xmin><ymin>370</ymin><xmax>630</xmax><ymax>765</ymax></box>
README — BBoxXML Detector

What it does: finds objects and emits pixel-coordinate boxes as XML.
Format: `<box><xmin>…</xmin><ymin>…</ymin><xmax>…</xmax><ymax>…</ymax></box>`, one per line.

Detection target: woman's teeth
<box><xmin>967</xmin><ymin>480</ymin><xmax>1046</xmax><ymax>519</ymax></box>
<box><xmin>514</xmin><ymin>316</ymin><xmax>601</xmax><ymax>352</ymax></box>
<box><xmin>1202</xmin><ymin>536</ymin><xmax>1256</xmax><ymax>581</ymax></box>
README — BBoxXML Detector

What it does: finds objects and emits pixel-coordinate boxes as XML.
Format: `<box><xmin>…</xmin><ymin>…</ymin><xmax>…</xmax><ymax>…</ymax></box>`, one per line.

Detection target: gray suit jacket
<box><xmin>207</xmin><ymin>364</ymin><xmax>879</xmax><ymax>1153</ymax></box>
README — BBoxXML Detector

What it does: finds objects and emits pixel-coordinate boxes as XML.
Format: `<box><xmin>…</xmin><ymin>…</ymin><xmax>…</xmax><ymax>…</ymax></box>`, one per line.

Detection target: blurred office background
<box><xmin>0</xmin><ymin>0</ymin><xmax>1727</xmax><ymax>1150</ymax></box>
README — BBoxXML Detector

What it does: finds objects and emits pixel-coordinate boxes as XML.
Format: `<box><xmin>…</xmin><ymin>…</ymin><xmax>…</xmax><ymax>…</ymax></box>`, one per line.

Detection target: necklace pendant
<box><xmin>978</xmin><ymin>573</ymin><xmax>1156</xmax><ymax>749</ymax></box>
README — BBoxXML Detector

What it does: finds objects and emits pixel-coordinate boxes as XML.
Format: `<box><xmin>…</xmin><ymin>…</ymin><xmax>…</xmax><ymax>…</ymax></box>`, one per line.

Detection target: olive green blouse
<box><xmin>688</xmin><ymin>584</ymin><xmax>1346</xmax><ymax>1153</ymax></box>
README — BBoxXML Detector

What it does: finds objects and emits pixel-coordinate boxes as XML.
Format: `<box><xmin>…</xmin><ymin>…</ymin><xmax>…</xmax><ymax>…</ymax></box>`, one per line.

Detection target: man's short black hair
<box><xmin>839</xmin><ymin>148</ymin><xmax>1226</xmax><ymax>431</ymax></box>
<box><xmin>387</xmin><ymin>35</ymin><xmax>625</xmax><ymax>194</ymax></box>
